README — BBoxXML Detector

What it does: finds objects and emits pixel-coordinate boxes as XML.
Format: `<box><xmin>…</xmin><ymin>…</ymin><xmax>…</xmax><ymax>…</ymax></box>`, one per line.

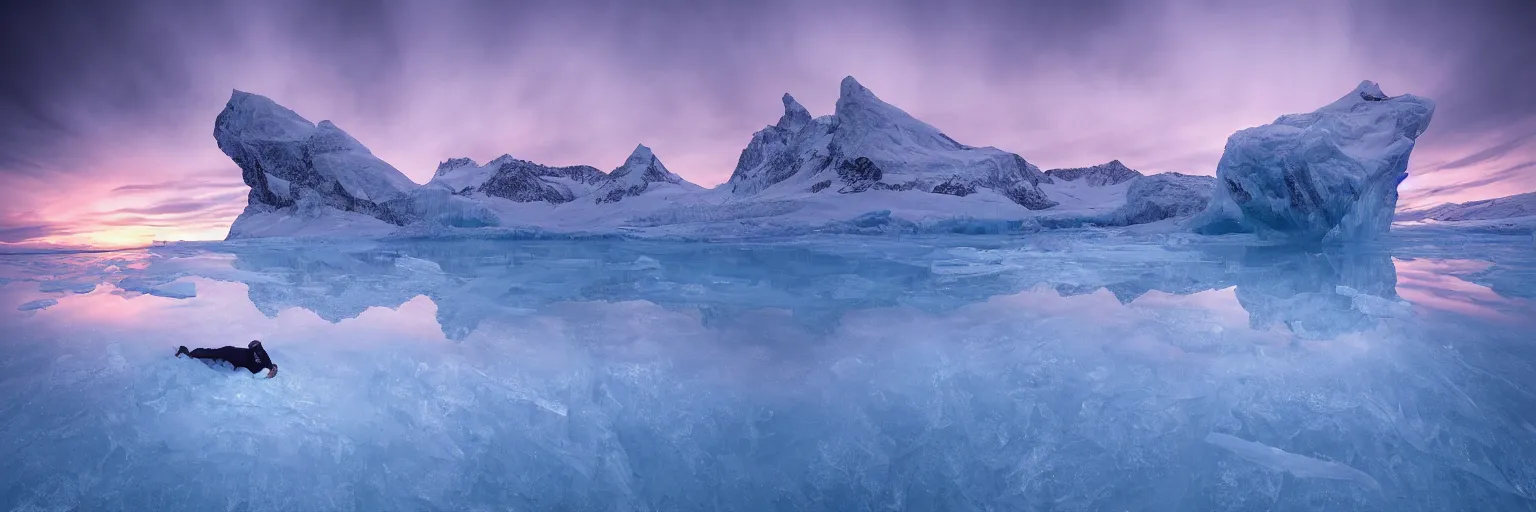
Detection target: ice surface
<box><xmin>118</xmin><ymin>277</ymin><xmax>198</xmax><ymax>298</ymax></box>
<box><xmin>2</xmin><ymin>231</ymin><xmax>1535</xmax><ymax>510</ymax></box>
<box><xmin>1195</xmin><ymin>81</ymin><xmax>1435</xmax><ymax>243</ymax></box>
<box><xmin>37</xmin><ymin>280</ymin><xmax>97</xmax><ymax>294</ymax></box>
<box><xmin>17</xmin><ymin>298</ymin><xmax>56</xmax><ymax>311</ymax></box>
<box><xmin>1205</xmin><ymin>432</ymin><xmax>1382</xmax><ymax>491</ymax></box>
<box><xmin>592</xmin><ymin>144</ymin><xmax>701</xmax><ymax>204</ymax></box>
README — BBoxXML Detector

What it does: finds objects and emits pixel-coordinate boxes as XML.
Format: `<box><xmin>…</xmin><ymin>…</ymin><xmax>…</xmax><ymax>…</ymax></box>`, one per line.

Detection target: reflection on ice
<box><xmin>0</xmin><ymin>233</ymin><xmax>1534</xmax><ymax>511</ymax></box>
<box><xmin>86</xmin><ymin>236</ymin><xmax>1431</xmax><ymax>342</ymax></box>
<box><xmin>1394</xmin><ymin>257</ymin><xmax>1535</xmax><ymax>323</ymax></box>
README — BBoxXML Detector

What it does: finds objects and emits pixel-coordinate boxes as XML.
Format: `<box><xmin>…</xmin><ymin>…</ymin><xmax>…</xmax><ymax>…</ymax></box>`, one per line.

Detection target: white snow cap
<box><xmin>217</xmin><ymin>90</ymin><xmax>315</xmax><ymax>142</ymax></box>
<box><xmin>434</xmin><ymin>157</ymin><xmax>479</xmax><ymax>177</ymax></box>
<box><xmin>615</xmin><ymin>143</ymin><xmax>656</xmax><ymax>176</ymax></box>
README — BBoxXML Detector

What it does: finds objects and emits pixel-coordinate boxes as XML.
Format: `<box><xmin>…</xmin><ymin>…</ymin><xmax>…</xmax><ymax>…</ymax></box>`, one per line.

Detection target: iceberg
<box><xmin>216</xmin><ymin>91</ymin><xmax>419</xmax><ymax>238</ymax></box>
<box><xmin>1194</xmin><ymin>81</ymin><xmax>1435</xmax><ymax>243</ymax></box>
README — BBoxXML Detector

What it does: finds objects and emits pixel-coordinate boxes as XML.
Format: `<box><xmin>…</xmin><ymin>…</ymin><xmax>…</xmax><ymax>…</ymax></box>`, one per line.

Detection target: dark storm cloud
<box><xmin>0</xmin><ymin>0</ymin><xmax>1533</xmax><ymax>244</ymax></box>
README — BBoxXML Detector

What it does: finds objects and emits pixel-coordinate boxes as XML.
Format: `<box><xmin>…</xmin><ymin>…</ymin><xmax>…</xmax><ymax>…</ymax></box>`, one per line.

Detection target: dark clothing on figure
<box><xmin>180</xmin><ymin>344</ymin><xmax>273</xmax><ymax>374</ymax></box>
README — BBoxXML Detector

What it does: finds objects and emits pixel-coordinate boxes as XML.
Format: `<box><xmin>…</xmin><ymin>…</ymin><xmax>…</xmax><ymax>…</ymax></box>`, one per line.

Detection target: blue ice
<box><xmin>1</xmin><ymin>232</ymin><xmax>1534</xmax><ymax>511</ymax></box>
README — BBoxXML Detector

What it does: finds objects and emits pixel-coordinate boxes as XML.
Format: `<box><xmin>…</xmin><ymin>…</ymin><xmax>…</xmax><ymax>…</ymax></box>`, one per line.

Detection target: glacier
<box><xmin>2</xmin><ymin>231</ymin><xmax>1535</xmax><ymax>511</ymax></box>
<box><xmin>1194</xmin><ymin>81</ymin><xmax>1436</xmax><ymax>243</ymax></box>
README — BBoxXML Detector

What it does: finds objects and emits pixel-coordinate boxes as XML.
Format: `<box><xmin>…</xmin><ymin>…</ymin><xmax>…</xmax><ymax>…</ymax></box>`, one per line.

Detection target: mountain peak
<box><xmin>216</xmin><ymin>90</ymin><xmax>314</xmax><ymax>143</ymax></box>
<box><xmin>1354</xmin><ymin>80</ymin><xmax>1387</xmax><ymax>101</ymax></box>
<box><xmin>1043</xmin><ymin>160</ymin><xmax>1143</xmax><ymax>186</ymax></box>
<box><xmin>839</xmin><ymin>76</ymin><xmax>868</xmax><ymax>98</ymax></box>
<box><xmin>487</xmin><ymin>154</ymin><xmax>519</xmax><ymax>167</ymax></box>
<box><xmin>435</xmin><ymin>157</ymin><xmax>478</xmax><ymax>176</ymax></box>
<box><xmin>778</xmin><ymin>93</ymin><xmax>811</xmax><ymax>131</ymax></box>
<box><xmin>612</xmin><ymin>144</ymin><xmax>660</xmax><ymax>178</ymax></box>
<box><xmin>1316</xmin><ymin>80</ymin><xmax>1399</xmax><ymax>114</ymax></box>
<box><xmin>628</xmin><ymin>143</ymin><xmax>654</xmax><ymax>161</ymax></box>
<box><xmin>834</xmin><ymin>76</ymin><xmax>898</xmax><ymax>119</ymax></box>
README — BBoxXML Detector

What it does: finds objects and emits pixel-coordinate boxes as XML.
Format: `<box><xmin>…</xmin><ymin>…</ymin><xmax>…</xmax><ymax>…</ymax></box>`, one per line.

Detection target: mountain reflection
<box><xmin>181</xmin><ymin>238</ymin><xmax>1412</xmax><ymax>341</ymax></box>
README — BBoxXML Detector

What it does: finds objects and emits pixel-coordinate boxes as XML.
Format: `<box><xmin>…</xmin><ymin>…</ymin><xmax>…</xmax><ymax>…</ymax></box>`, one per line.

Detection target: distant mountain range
<box><xmin>1397</xmin><ymin>192</ymin><xmax>1536</xmax><ymax>223</ymax></box>
<box><xmin>212</xmin><ymin>76</ymin><xmax>1500</xmax><ymax>242</ymax></box>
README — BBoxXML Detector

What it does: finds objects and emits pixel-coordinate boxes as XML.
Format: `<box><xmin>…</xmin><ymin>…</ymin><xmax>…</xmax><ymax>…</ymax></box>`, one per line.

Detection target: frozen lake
<box><xmin>2</xmin><ymin>232</ymin><xmax>1534</xmax><ymax>511</ymax></box>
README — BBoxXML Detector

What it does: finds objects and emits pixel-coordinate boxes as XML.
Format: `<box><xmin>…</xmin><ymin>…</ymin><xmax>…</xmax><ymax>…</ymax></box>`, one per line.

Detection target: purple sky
<box><xmin>2</xmin><ymin>0</ymin><xmax>1533</xmax><ymax>246</ymax></box>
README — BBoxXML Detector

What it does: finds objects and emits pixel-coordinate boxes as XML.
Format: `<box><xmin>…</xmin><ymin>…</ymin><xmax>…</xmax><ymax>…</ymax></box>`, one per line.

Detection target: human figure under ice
<box><xmin>176</xmin><ymin>340</ymin><xmax>278</xmax><ymax>378</ymax></box>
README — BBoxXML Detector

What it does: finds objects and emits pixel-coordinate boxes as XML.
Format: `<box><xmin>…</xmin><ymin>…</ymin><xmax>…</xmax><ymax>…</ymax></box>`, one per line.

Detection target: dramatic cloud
<box><xmin>1</xmin><ymin>0</ymin><xmax>1532</xmax><ymax>245</ymax></box>
<box><xmin>111</xmin><ymin>180</ymin><xmax>247</xmax><ymax>194</ymax></box>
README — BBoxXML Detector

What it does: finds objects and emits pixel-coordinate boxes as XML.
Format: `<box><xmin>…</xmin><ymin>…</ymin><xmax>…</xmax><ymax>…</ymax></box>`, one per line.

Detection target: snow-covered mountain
<box><xmin>725</xmin><ymin>77</ymin><xmax>1056</xmax><ymax>210</ymax></box>
<box><xmin>592</xmin><ymin>144</ymin><xmax>701</xmax><ymax>204</ymax></box>
<box><xmin>1398</xmin><ymin>192</ymin><xmax>1536</xmax><ymax>222</ymax></box>
<box><xmin>216</xmin><ymin>77</ymin><xmax>1436</xmax><ymax>240</ymax></box>
<box><xmin>427</xmin><ymin>154</ymin><xmax>605</xmax><ymax>203</ymax></box>
<box><xmin>215</xmin><ymin>91</ymin><xmax>708</xmax><ymax>238</ymax></box>
<box><xmin>1193</xmin><ymin>80</ymin><xmax>1436</xmax><ymax>243</ymax></box>
<box><xmin>1044</xmin><ymin>161</ymin><xmax>1142</xmax><ymax>186</ymax></box>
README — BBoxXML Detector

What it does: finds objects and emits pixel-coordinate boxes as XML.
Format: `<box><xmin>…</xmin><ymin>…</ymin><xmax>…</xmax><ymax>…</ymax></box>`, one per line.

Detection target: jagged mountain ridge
<box><xmin>215</xmin><ymin>89</ymin><xmax>712</xmax><ymax>237</ymax></box>
<box><xmin>1397</xmin><ymin>191</ymin><xmax>1536</xmax><ymax>222</ymax></box>
<box><xmin>218</xmin><ymin>76</ymin><xmax>1455</xmax><ymax>240</ymax></box>
<box><xmin>725</xmin><ymin>77</ymin><xmax>1058</xmax><ymax>210</ymax></box>
<box><xmin>1044</xmin><ymin>160</ymin><xmax>1143</xmax><ymax>186</ymax></box>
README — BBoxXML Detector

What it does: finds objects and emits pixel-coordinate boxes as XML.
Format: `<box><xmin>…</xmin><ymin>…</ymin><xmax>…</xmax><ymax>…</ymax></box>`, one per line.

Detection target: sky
<box><xmin>1</xmin><ymin>0</ymin><xmax>1532</xmax><ymax>247</ymax></box>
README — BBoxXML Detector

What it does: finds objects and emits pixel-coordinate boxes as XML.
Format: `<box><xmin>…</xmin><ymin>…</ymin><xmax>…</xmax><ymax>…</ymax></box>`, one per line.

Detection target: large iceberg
<box><xmin>215</xmin><ymin>91</ymin><xmax>420</xmax><ymax>238</ymax></box>
<box><xmin>1194</xmin><ymin>81</ymin><xmax>1435</xmax><ymax>242</ymax></box>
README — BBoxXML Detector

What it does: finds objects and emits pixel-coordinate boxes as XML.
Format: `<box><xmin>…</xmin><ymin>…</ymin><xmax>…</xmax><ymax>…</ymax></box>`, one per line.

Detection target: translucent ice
<box><xmin>17</xmin><ymin>298</ymin><xmax>56</xmax><ymax>311</ymax></box>
<box><xmin>2</xmin><ymin>233</ymin><xmax>1535</xmax><ymax>511</ymax></box>
<box><xmin>1195</xmin><ymin>81</ymin><xmax>1435</xmax><ymax>243</ymax></box>
<box><xmin>1206</xmin><ymin>432</ymin><xmax>1382</xmax><ymax>491</ymax></box>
